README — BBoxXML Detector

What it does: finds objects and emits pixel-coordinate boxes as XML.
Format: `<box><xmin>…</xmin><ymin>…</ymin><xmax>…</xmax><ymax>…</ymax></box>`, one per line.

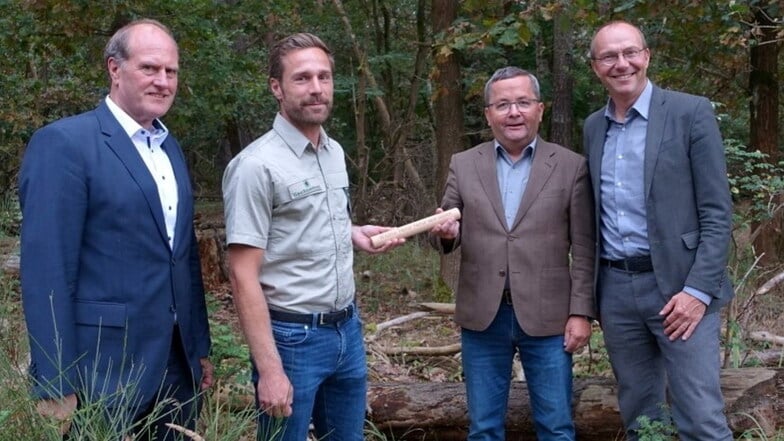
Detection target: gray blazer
<box><xmin>433</xmin><ymin>137</ymin><xmax>596</xmax><ymax>336</ymax></box>
<box><xmin>583</xmin><ymin>84</ymin><xmax>734</xmax><ymax>314</ymax></box>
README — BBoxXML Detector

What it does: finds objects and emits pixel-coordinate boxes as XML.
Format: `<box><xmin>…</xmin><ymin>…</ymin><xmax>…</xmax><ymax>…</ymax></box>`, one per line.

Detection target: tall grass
<box><xmin>0</xmin><ymin>272</ymin><xmax>261</xmax><ymax>440</ymax></box>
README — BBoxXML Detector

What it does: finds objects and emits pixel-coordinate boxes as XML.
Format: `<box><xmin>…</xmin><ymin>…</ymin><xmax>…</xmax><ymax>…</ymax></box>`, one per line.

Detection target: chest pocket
<box><xmin>323</xmin><ymin>171</ymin><xmax>350</xmax><ymax>220</ymax></box>
<box><xmin>268</xmin><ymin>171</ymin><xmax>350</xmax><ymax>255</ymax></box>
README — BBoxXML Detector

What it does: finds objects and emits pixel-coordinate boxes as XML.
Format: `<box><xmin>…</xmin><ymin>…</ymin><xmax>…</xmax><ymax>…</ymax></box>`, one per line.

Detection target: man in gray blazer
<box><xmin>430</xmin><ymin>67</ymin><xmax>595</xmax><ymax>441</ymax></box>
<box><xmin>583</xmin><ymin>20</ymin><xmax>733</xmax><ymax>441</ymax></box>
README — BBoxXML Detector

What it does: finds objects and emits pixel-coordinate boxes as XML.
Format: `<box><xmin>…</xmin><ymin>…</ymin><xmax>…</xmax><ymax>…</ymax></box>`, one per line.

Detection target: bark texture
<box><xmin>367</xmin><ymin>368</ymin><xmax>784</xmax><ymax>440</ymax></box>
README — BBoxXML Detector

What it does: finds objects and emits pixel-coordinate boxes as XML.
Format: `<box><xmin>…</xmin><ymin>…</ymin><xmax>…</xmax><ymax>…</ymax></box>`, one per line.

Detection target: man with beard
<box><xmin>222</xmin><ymin>32</ymin><xmax>401</xmax><ymax>441</ymax></box>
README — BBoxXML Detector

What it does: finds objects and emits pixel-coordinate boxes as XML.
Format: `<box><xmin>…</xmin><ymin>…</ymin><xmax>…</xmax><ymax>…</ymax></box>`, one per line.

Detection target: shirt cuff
<box><xmin>683</xmin><ymin>286</ymin><xmax>712</xmax><ymax>306</ymax></box>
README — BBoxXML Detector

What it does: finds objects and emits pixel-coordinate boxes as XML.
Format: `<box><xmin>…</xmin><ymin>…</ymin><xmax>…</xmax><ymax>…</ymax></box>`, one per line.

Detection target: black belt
<box><xmin>601</xmin><ymin>256</ymin><xmax>653</xmax><ymax>273</ymax></box>
<box><xmin>269</xmin><ymin>304</ymin><xmax>354</xmax><ymax>326</ymax></box>
<box><xmin>502</xmin><ymin>288</ymin><xmax>513</xmax><ymax>305</ymax></box>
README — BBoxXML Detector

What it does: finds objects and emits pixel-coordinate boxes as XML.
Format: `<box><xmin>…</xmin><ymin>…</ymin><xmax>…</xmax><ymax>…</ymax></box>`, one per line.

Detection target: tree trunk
<box><xmin>549</xmin><ymin>1</ymin><xmax>574</xmax><ymax>150</ymax></box>
<box><xmin>749</xmin><ymin>5</ymin><xmax>782</xmax><ymax>267</ymax></box>
<box><xmin>367</xmin><ymin>368</ymin><xmax>784</xmax><ymax>440</ymax></box>
<box><xmin>351</xmin><ymin>64</ymin><xmax>371</xmax><ymax>223</ymax></box>
<box><xmin>431</xmin><ymin>0</ymin><xmax>466</xmax><ymax>294</ymax></box>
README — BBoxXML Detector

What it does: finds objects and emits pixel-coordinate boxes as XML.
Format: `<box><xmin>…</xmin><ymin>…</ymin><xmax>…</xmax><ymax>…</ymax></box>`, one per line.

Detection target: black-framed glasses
<box><xmin>592</xmin><ymin>48</ymin><xmax>647</xmax><ymax>66</ymax></box>
<box><xmin>485</xmin><ymin>99</ymin><xmax>540</xmax><ymax>113</ymax></box>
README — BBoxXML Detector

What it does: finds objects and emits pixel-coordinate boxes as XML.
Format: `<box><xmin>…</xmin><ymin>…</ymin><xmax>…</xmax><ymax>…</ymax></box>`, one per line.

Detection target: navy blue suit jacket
<box><xmin>583</xmin><ymin>85</ymin><xmax>734</xmax><ymax>314</ymax></box>
<box><xmin>18</xmin><ymin>101</ymin><xmax>211</xmax><ymax>407</ymax></box>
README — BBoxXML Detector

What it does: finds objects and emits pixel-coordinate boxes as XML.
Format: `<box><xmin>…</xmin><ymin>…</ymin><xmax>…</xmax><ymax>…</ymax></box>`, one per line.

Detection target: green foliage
<box><xmin>0</xmin><ymin>0</ymin><xmax>780</xmax><ymax>213</ymax></box>
<box><xmin>724</xmin><ymin>319</ymin><xmax>748</xmax><ymax>368</ymax></box>
<box><xmin>573</xmin><ymin>326</ymin><xmax>611</xmax><ymax>378</ymax></box>
<box><xmin>0</xmin><ymin>194</ymin><xmax>21</xmax><ymax>238</ymax></box>
<box><xmin>208</xmin><ymin>321</ymin><xmax>250</xmax><ymax>380</ymax></box>
<box><xmin>725</xmin><ymin>138</ymin><xmax>784</xmax><ymax>226</ymax></box>
<box><xmin>635</xmin><ymin>409</ymin><xmax>677</xmax><ymax>441</ymax></box>
<box><xmin>197</xmin><ymin>392</ymin><xmax>259</xmax><ymax>440</ymax></box>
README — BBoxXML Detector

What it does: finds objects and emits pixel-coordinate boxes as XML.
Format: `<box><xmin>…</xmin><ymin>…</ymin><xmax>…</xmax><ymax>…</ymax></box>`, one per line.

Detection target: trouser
<box><xmin>253</xmin><ymin>311</ymin><xmax>367</xmax><ymax>441</ymax></box>
<box><xmin>599</xmin><ymin>266</ymin><xmax>732</xmax><ymax>441</ymax></box>
<box><xmin>65</xmin><ymin>326</ymin><xmax>201</xmax><ymax>441</ymax></box>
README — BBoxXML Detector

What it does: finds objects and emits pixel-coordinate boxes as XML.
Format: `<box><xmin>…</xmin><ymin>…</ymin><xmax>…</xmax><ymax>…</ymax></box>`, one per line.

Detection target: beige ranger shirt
<box><xmin>222</xmin><ymin>114</ymin><xmax>354</xmax><ymax>313</ymax></box>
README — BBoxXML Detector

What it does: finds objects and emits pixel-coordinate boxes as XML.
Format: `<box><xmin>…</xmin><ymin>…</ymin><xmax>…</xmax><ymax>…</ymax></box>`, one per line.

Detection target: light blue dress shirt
<box><xmin>599</xmin><ymin>85</ymin><xmax>651</xmax><ymax>261</ymax></box>
<box><xmin>599</xmin><ymin>81</ymin><xmax>710</xmax><ymax>305</ymax></box>
<box><xmin>495</xmin><ymin>139</ymin><xmax>536</xmax><ymax>230</ymax></box>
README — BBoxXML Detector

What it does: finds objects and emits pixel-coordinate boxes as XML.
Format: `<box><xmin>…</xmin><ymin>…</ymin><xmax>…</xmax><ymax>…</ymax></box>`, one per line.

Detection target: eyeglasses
<box><xmin>592</xmin><ymin>48</ymin><xmax>647</xmax><ymax>66</ymax></box>
<box><xmin>485</xmin><ymin>99</ymin><xmax>540</xmax><ymax>113</ymax></box>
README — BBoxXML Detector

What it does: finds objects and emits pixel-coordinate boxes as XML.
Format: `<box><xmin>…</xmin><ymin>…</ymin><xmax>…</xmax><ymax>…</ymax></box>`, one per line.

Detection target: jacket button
<box><xmin>499</xmin><ymin>270</ymin><xmax>506</xmax><ymax>277</ymax></box>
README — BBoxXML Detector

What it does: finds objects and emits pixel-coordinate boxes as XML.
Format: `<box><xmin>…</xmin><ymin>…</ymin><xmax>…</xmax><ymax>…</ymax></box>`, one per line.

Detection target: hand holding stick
<box><xmin>370</xmin><ymin>208</ymin><xmax>461</xmax><ymax>247</ymax></box>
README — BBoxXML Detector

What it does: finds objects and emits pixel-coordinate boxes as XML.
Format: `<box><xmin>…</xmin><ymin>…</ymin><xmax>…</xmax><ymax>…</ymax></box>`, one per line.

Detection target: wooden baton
<box><xmin>370</xmin><ymin>207</ymin><xmax>461</xmax><ymax>248</ymax></box>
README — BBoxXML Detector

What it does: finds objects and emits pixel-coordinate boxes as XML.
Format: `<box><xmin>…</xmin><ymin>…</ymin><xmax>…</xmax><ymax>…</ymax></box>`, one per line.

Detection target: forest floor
<box><xmin>4</xmin><ymin>201</ymin><xmax>784</xmax><ymax>390</ymax></box>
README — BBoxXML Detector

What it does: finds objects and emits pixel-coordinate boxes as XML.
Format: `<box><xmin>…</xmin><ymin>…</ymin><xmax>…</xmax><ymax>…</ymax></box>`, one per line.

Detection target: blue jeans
<box><xmin>461</xmin><ymin>302</ymin><xmax>575</xmax><ymax>441</ymax></box>
<box><xmin>252</xmin><ymin>312</ymin><xmax>367</xmax><ymax>441</ymax></box>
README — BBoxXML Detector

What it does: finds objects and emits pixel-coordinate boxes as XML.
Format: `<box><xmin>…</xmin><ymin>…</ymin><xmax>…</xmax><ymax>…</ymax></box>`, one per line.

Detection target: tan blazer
<box><xmin>433</xmin><ymin>138</ymin><xmax>595</xmax><ymax>336</ymax></box>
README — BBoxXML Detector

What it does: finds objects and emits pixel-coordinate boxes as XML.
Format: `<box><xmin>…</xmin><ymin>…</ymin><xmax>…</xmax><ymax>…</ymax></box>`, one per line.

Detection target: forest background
<box><xmin>0</xmin><ymin>0</ymin><xmax>783</xmax><ymax>440</ymax></box>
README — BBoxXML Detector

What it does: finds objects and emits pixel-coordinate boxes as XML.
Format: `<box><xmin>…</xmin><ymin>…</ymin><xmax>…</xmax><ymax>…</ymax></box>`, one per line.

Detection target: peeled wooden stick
<box><xmin>371</xmin><ymin>208</ymin><xmax>461</xmax><ymax>247</ymax></box>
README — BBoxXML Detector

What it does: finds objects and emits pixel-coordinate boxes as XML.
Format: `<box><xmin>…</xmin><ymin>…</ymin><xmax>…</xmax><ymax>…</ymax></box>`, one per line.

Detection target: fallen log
<box><xmin>750</xmin><ymin>349</ymin><xmax>784</xmax><ymax>366</ymax></box>
<box><xmin>757</xmin><ymin>269</ymin><xmax>784</xmax><ymax>296</ymax></box>
<box><xmin>378</xmin><ymin>342</ymin><xmax>462</xmax><ymax>356</ymax></box>
<box><xmin>367</xmin><ymin>368</ymin><xmax>784</xmax><ymax>440</ymax></box>
<box><xmin>372</xmin><ymin>311</ymin><xmax>431</xmax><ymax>335</ymax></box>
<box><xmin>418</xmin><ymin>302</ymin><xmax>455</xmax><ymax>314</ymax></box>
<box><xmin>749</xmin><ymin>331</ymin><xmax>784</xmax><ymax>346</ymax></box>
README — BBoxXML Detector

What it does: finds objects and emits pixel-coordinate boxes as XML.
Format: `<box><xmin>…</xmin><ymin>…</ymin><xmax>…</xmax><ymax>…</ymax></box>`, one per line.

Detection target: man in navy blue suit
<box><xmin>18</xmin><ymin>19</ymin><xmax>212</xmax><ymax>440</ymax></box>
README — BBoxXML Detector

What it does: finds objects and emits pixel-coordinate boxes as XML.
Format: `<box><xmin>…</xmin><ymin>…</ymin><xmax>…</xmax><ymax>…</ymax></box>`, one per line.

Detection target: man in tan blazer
<box><xmin>430</xmin><ymin>66</ymin><xmax>595</xmax><ymax>441</ymax></box>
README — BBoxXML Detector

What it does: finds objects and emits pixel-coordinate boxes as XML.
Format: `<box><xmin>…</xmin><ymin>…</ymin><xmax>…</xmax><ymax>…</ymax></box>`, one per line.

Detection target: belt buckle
<box><xmin>318</xmin><ymin>312</ymin><xmax>328</xmax><ymax>326</ymax></box>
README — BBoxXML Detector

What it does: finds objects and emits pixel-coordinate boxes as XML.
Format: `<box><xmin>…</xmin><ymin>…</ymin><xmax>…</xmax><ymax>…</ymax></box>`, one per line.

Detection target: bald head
<box><xmin>590</xmin><ymin>20</ymin><xmax>647</xmax><ymax>59</ymax></box>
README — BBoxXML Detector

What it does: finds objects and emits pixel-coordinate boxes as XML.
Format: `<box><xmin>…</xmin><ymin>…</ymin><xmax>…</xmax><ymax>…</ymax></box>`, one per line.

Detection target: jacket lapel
<box><xmin>474</xmin><ymin>142</ymin><xmax>508</xmax><ymax>229</ymax></box>
<box><xmin>96</xmin><ymin>102</ymin><xmax>170</xmax><ymax>248</ymax></box>
<box><xmin>644</xmin><ymin>85</ymin><xmax>666</xmax><ymax>198</ymax></box>
<box><xmin>511</xmin><ymin>137</ymin><xmax>555</xmax><ymax>230</ymax></box>
<box><xmin>588</xmin><ymin>115</ymin><xmax>608</xmax><ymax>204</ymax></box>
<box><xmin>163</xmin><ymin>137</ymin><xmax>191</xmax><ymax>254</ymax></box>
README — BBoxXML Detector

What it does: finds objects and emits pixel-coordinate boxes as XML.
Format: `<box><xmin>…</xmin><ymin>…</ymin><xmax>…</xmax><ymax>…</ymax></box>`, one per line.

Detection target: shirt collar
<box><xmin>105</xmin><ymin>96</ymin><xmax>169</xmax><ymax>142</ymax></box>
<box><xmin>604</xmin><ymin>79</ymin><xmax>653</xmax><ymax>122</ymax></box>
<box><xmin>273</xmin><ymin>113</ymin><xmax>330</xmax><ymax>157</ymax></box>
<box><xmin>495</xmin><ymin>136</ymin><xmax>537</xmax><ymax>161</ymax></box>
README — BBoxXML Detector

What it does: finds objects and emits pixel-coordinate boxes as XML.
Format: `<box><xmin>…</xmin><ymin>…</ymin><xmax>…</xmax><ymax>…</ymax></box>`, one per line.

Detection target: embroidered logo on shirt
<box><xmin>289</xmin><ymin>179</ymin><xmax>323</xmax><ymax>199</ymax></box>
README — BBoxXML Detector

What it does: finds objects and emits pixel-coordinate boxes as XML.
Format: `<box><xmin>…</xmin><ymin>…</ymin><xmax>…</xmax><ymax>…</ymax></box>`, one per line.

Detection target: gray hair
<box><xmin>483</xmin><ymin>67</ymin><xmax>541</xmax><ymax>104</ymax></box>
<box><xmin>104</xmin><ymin>18</ymin><xmax>176</xmax><ymax>69</ymax></box>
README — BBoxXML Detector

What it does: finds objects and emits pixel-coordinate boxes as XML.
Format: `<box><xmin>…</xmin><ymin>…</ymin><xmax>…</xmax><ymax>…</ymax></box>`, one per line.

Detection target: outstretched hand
<box><xmin>352</xmin><ymin>224</ymin><xmax>405</xmax><ymax>253</ymax></box>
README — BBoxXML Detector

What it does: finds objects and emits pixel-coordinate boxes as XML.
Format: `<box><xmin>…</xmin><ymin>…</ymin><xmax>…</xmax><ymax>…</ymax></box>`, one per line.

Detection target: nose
<box><xmin>152</xmin><ymin>68</ymin><xmax>172</xmax><ymax>87</ymax></box>
<box><xmin>309</xmin><ymin>77</ymin><xmax>323</xmax><ymax>94</ymax></box>
<box><xmin>507</xmin><ymin>103</ymin><xmax>523</xmax><ymax>116</ymax></box>
<box><xmin>615</xmin><ymin>53</ymin><xmax>631</xmax><ymax>68</ymax></box>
